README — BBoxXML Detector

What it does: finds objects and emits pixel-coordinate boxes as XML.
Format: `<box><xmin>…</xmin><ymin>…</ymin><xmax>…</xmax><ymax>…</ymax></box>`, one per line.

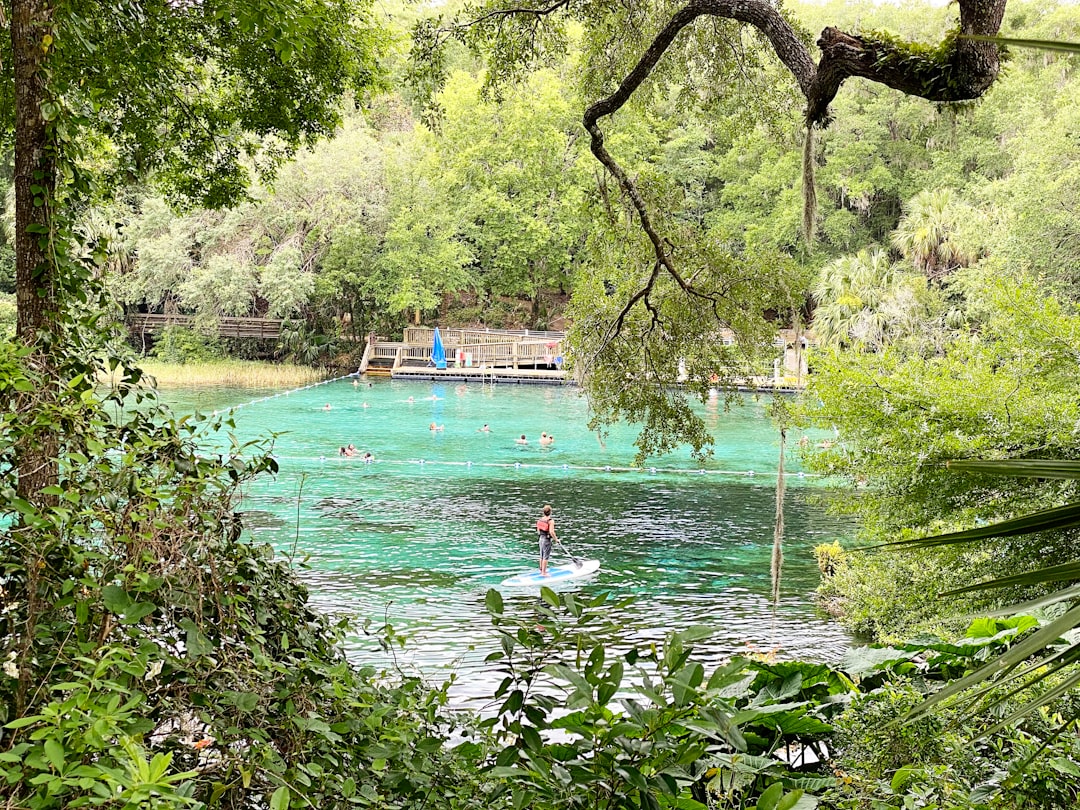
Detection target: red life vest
<box><xmin>537</xmin><ymin>517</ymin><xmax>551</xmax><ymax>535</ymax></box>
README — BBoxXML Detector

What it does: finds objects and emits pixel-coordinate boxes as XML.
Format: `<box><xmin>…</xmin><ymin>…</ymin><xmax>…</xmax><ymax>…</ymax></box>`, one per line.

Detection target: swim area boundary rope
<box><xmin>209</xmin><ymin>371</ymin><xmax>360</xmax><ymax>416</ymax></box>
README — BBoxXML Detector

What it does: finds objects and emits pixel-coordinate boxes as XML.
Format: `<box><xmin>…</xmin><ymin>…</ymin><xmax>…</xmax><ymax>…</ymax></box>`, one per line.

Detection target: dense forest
<box><xmin>4</xmin><ymin>0</ymin><xmax>1080</xmax><ymax>808</ymax></box>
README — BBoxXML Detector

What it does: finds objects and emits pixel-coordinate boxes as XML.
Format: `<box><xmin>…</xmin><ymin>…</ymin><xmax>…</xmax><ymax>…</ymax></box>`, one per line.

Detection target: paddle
<box><xmin>557</xmin><ymin>538</ymin><xmax>584</xmax><ymax>567</ymax></box>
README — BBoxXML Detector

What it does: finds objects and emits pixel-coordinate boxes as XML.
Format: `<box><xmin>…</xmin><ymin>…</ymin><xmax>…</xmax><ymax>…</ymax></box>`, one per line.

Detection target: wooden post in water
<box><xmin>771</xmin><ymin>427</ymin><xmax>786</xmax><ymax>604</ymax></box>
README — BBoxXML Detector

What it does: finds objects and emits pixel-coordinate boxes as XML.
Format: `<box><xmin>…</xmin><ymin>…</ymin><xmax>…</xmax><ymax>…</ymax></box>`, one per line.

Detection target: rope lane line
<box><xmin>245</xmin><ymin>457</ymin><xmax>819</xmax><ymax>478</ymax></box>
<box><xmin>209</xmin><ymin>372</ymin><xmax>359</xmax><ymax>416</ymax></box>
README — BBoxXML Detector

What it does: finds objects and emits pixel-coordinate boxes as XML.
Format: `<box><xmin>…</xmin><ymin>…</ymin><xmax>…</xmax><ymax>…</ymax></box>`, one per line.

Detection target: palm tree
<box><xmin>891</xmin><ymin>189</ymin><xmax>976</xmax><ymax>282</ymax></box>
<box><xmin>811</xmin><ymin>248</ymin><xmax>913</xmax><ymax>350</ymax></box>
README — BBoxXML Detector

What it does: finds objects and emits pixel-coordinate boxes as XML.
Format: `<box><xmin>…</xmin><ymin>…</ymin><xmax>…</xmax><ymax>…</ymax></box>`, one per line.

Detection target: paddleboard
<box><xmin>500</xmin><ymin>558</ymin><xmax>600</xmax><ymax>587</ymax></box>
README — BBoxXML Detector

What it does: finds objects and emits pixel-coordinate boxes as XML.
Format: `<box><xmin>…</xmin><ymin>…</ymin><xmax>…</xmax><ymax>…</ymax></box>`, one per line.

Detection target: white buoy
<box><xmin>650</xmin><ymin>467</ymin><xmax>657</xmax><ymax>473</ymax></box>
<box><xmin>747</xmin><ymin>470</ymin><xmax>755</xmax><ymax>476</ymax></box>
<box><xmin>605</xmin><ymin>465</ymin><xmax>611</xmax><ymax>472</ymax></box>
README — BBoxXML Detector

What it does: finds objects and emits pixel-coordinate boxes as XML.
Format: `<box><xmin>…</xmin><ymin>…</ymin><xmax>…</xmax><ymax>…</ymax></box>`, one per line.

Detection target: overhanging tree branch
<box><xmin>578</xmin><ymin>0</ymin><xmax>1005</xmax><ymax>335</ymax></box>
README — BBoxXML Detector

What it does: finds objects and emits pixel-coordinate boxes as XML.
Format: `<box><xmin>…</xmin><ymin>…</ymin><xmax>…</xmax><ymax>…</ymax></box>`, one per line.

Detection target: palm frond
<box><xmin>962</xmin><ymin>34</ymin><xmax>1080</xmax><ymax>54</ymax></box>
<box><xmin>946</xmin><ymin>459</ymin><xmax>1080</xmax><ymax>479</ymax></box>
<box><xmin>869</xmin><ymin>501</ymin><xmax>1080</xmax><ymax>550</ymax></box>
<box><xmin>944</xmin><ymin>562</ymin><xmax>1080</xmax><ymax>595</ymax></box>
<box><xmin>976</xmin><ymin>584</ymin><xmax>1080</xmax><ymax>618</ymax></box>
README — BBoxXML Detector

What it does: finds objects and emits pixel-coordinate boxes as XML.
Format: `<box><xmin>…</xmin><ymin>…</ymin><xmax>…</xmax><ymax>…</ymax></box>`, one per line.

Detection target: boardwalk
<box><xmin>127</xmin><ymin>313</ymin><xmax>283</xmax><ymax>340</ymax></box>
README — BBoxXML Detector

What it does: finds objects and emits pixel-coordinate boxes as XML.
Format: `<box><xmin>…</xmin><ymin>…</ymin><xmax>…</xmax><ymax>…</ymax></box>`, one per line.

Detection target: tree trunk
<box><xmin>13</xmin><ymin>0</ymin><xmax>59</xmax><ymax>503</ymax></box>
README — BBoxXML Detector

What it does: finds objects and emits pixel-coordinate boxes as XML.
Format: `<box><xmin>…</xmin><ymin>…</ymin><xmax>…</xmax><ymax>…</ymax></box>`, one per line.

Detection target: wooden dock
<box><xmin>361</xmin><ymin>327</ymin><xmax>568</xmax><ymax>383</ymax></box>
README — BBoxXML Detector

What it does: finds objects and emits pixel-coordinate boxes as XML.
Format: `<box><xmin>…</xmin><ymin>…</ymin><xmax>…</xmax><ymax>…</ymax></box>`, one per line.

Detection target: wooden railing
<box><xmin>364</xmin><ymin>333</ymin><xmax>564</xmax><ymax>370</ymax></box>
<box><xmin>404</xmin><ymin>327</ymin><xmax>565</xmax><ymax>347</ymax></box>
<box><xmin>127</xmin><ymin>313</ymin><xmax>284</xmax><ymax>340</ymax></box>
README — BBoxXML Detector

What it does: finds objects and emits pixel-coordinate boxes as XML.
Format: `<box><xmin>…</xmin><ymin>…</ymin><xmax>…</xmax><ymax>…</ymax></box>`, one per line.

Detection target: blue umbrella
<box><xmin>432</xmin><ymin>327</ymin><xmax>447</xmax><ymax>369</ymax></box>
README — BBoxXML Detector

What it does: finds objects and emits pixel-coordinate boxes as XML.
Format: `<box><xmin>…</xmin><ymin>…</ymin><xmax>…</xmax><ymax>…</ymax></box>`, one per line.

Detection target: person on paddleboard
<box><xmin>537</xmin><ymin>504</ymin><xmax>559</xmax><ymax>576</ymax></box>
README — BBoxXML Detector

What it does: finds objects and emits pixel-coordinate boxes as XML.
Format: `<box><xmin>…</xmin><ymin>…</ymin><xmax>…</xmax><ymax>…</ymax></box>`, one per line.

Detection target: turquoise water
<box><xmin>165</xmin><ymin>377</ymin><xmax>854</xmax><ymax>698</ymax></box>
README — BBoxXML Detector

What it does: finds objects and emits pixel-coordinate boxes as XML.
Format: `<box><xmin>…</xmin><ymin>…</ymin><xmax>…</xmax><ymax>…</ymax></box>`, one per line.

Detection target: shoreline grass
<box><xmin>131</xmin><ymin>359</ymin><xmax>327</xmax><ymax>389</ymax></box>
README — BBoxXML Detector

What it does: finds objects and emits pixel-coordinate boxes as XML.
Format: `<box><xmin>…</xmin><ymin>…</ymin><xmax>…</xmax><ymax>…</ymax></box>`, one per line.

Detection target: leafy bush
<box><xmin>149</xmin><ymin>326</ymin><xmax>224</xmax><ymax>364</ymax></box>
<box><xmin>815</xmin><ymin>544</ymin><xmax>994</xmax><ymax>643</ymax></box>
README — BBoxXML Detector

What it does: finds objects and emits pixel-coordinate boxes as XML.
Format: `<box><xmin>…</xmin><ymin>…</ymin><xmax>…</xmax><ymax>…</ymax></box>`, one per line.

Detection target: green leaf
<box><xmin>270</xmin><ymin>785</ymin><xmax>290</xmax><ymax>810</ymax></box>
<box><xmin>754</xmin><ymin>782</ymin><xmax>784</xmax><ymax>810</ymax></box>
<box><xmin>43</xmin><ymin>739</ymin><xmax>64</xmax><ymax>772</ymax></box>
<box><xmin>120</xmin><ymin>601</ymin><xmax>157</xmax><ymax>624</ymax></box>
<box><xmin>179</xmin><ymin>618</ymin><xmax>214</xmax><ymax>658</ymax></box>
<box><xmin>102</xmin><ymin>584</ymin><xmax>133</xmax><ymax>614</ymax></box>
<box><xmin>675</xmin><ymin>625</ymin><xmax>715</xmax><ymax>643</ymax></box>
<box><xmin>890</xmin><ymin>765</ymin><xmax>915</xmax><ymax>792</ymax></box>
<box><xmin>485</xmin><ymin>588</ymin><xmax>504</xmax><ymax>616</ymax></box>
<box><xmin>978</xmin><ymin>584</ymin><xmax>1080</xmax><ymax>618</ymax></box>
<box><xmin>488</xmin><ymin>766</ymin><xmax>529</xmax><ymax>778</ymax></box>
<box><xmin>1048</xmin><ymin>757</ymin><xmax>1080</xmax><ymax>777</ymax></box>
<box><xmin>224</xmin><ymin>691</ymin><xmax>260</xmax><ymax>712</ymax></box>
<box><xmin>777</xmin><ymin>790</ymin><xmax>812</xmax><ymax>810</ymax></box>
<box><xmin>6</xmin><ymin>715</ymin><xmax>46</xmax><ymax>730</ymax></box>
<box><xmin>962</xmin><ymin>35</ymin><xmax>1080</xmax><ymax>54</ymax></box>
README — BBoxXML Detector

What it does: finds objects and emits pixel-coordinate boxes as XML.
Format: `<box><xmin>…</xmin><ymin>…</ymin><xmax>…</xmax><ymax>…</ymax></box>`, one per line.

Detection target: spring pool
<box><xmin>165</xmin><ymin>377</ymin><xmax>853</xmax><ymax>698</ymax></box>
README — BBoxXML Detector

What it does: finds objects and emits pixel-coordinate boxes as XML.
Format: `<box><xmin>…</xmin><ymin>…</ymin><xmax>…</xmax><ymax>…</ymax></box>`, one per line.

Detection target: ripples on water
<box><xmin>166</xmin><ymin>379</ymin><xmax>855</xmax><ymax>701</ymax></box>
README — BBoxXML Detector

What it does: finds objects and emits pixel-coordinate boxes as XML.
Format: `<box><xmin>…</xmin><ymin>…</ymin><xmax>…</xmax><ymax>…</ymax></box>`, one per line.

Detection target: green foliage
<box><xmin>0</xmin><ymin>293</ymin><xmax>15</xmax><ymax>340</ymax></box>
<box><xmin>814</xmin><ymin>543</ymin><xmax>999</xmax><ymax>642</ymax></box>
<box><xmin>811</xmin><ymin>249</ymin><xmax>942</xmax><ymax>351</ymax></box>
<box><xmin>150</xmin><ymin>326</ymin><xmax>225</xmax><ymax>365</ymax></box>
<box><xmin>0</xmin><ymin>324</ymin><xmax>490</xmax><ymax>808</ymax></box>
<box><xmin>476</xmin><ymin>587</ymin><xmax>849</xmax><ymax>809</ymax></box>
<box><xmin>803</xmin><ymin>273</ymin><xmax>1080</xmax><ymax>537</ymax></box>
<box><xmin>0</xmin><ymin>0</ymin><xmax>388</xmax><ymax>211</ymax></box>
<box><xmin>277</xmin><ymin>320</ymin><xmax>339</xmax><ymax>365</ymax></box>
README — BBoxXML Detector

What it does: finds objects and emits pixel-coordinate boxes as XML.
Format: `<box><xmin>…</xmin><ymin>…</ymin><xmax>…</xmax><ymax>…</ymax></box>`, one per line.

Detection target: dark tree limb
<box><xmin>809</xmin><ymin>0</ymin><xmax>1006</xmax><ymax>123</ymax></box>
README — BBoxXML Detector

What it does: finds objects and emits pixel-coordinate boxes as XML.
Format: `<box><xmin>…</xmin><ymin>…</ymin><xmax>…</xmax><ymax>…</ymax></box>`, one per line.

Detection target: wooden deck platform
<box><xmin>360</xmin><ymin>327</ymin><xmax>567</xmax><ymax>382</ymax></box>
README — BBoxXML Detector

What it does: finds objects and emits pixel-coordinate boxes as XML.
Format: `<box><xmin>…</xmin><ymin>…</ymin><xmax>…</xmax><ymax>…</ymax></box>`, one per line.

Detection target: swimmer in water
<box><xmin>516</xmin><ymin>434</ymin><xmax>528</xmax><ymax>445</ymax></box>
<box><xmin>323</xmin><ymin>403</ymin><xmax>332</xmax><ymax>411</ymax></box>
<box><xmin>430</xmin><ymin>422</ymin><xmax>444</xmax><ymax>431</ymax></box>
<box><xmin>539</xmin><ymin>433</ymin><xmax>554</xmax><ymax>446</ymax></box>
<box><xmin>478</xmin><ymin>424</ymin><xmax>490</xmax><ymax>432</ymax></box>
